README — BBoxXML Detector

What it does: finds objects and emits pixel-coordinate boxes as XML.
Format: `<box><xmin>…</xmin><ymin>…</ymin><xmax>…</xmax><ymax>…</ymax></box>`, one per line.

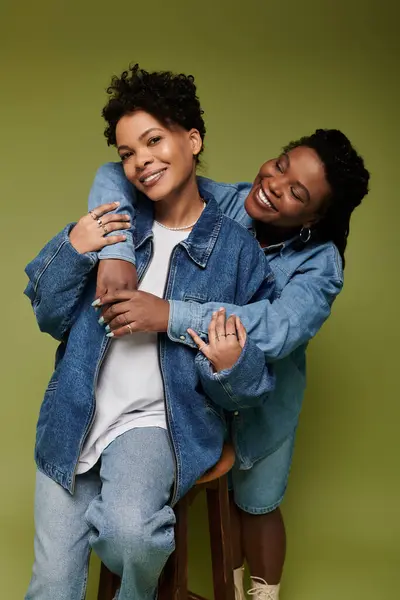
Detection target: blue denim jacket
<box><xmin>24</xmin><ymin>196</ymin><xmax>275</xmax><ymax>499</ymax></box>
<box><xmin>89</xmin><ymin>164</ymin><xmax>344</xmax><ymax>465</ymax></box>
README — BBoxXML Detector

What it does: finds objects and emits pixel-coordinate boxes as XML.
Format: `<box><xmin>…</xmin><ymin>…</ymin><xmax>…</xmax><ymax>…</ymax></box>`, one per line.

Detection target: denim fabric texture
<box><xmin>24</xmin><ymin>194</ymin><xmax>275</xmax><ymax>500</ymax></box>
<box><xmin>25</xmin><ymin>428</ymin><xmax>176</xmax><ymax>600</ymax></box>
<box><xmin>87</xmin><ymin>163</ymin><xmax>343</xmax><ymax>467</ymax></box>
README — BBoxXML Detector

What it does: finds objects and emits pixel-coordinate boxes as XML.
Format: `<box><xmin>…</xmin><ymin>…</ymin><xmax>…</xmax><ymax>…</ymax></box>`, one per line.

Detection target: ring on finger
<box><xmin>126</xmin><ymin>322</ymin><xmax>133</xmax><ymax>335</ymax></box>
<box><xmin>226</xmin><ymin>333</ymin><xmax>238</xmax><ymax>338</ymax></box>
<box><xmin>89</xmin><ymin>210</ymin><xmax>98</xmax><ymax>220</ymax></box>
<box><xmin>97</xmin><ymin>218</ymin><xmax>103</xmax><ymax>227</ymax></box>
<box><xmin>102</xmin><ymin>224</ymin><xmax>108</xmax><ymax>235</ymax></box>
<box><xmin>123</xmin><ymin>314</ymin><xmax>132</xmax><ymax>331</ymax></box>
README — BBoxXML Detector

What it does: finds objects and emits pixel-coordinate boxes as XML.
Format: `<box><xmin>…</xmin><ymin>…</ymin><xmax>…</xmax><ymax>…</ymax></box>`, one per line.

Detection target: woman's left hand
<box><xmin>188</xmin><ymin>308</ymin><xmax>247</xmax><ymax>372</ymax></box>
<box><xmin>94</xmin><ymin>290</ymin><xmax>170</xmax><ymax>337</ymax></box>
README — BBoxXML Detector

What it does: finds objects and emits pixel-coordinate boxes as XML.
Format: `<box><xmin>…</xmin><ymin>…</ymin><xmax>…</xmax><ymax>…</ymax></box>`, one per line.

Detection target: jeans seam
<box><xmin>79</xmin><ymin>546</ymin><xmax>91</xmax><ymax>600</ymax></box>
<box><xmin>235</xmin><ymin>496</ymin><xmax>284</xmax><ymax>514</ymax></box>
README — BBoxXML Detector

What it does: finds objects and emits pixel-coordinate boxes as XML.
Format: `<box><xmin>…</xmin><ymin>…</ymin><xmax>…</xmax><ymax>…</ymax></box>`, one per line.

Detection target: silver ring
<box><xmin>102</xmin><ymin>224</ymin><xmax>108</xmax><ymax>235</ymax></box>
<box><xmin>126</xmin><ymin>323</ymin><xmax>133</xmax><ymax>335</ymax></box>
<box><xmin>97</xmin><ymin>218</ymin><xmax>103</xmax><ymax>227</ymax></box>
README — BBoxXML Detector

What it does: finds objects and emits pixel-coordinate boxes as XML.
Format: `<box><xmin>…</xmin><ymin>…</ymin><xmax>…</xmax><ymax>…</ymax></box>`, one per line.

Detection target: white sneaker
<box><xmin>233</xmin><ymin>566</ymin><xmax>246</xmax><ymax>600</ymax></box>
<box><xmin>248</xmin><ymin>576</ymin><xmax>280</xmax><ymax>600</ymax></box>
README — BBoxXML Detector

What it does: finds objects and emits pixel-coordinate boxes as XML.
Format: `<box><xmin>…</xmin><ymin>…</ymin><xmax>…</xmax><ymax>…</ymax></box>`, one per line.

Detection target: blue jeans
<box><xmin>25</xmin><ymin>427</ymin><xmax>176</xmax><ymax>600</ymax></box>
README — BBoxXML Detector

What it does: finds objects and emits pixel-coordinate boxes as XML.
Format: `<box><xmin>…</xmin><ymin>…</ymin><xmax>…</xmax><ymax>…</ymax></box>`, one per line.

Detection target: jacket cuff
<box><xmin>195</xmin><ymin>337</ymin><xmax>274</xmax><ymax>411</ymax></box>
<box><xmin>25</xmin><ymin>224</ymin><xmax>97</xmax><ymax>294</ymax></box>
<box><xmin>97</xmin><ymin>232</ymin><xmax>136</xmax><ymax>265</ymax></box>
<box><xmin>168</xmin><ymin>300</ymin><xmax>203</xmax><ymax>348</ymax></box>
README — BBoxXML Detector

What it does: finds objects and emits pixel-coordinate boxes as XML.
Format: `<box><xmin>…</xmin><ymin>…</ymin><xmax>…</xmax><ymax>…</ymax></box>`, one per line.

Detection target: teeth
<box><xmin>143</xmin><ymin>169</ymin><xmax>165</xmax><ymax>183</ymax></box>
<box><xmin>258</xmin><ymin>187</ymin><xmax>274</xmax><ymax>209</ymax></box>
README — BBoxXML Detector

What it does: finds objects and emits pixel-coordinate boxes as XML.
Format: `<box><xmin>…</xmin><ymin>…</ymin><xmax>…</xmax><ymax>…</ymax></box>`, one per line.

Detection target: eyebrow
<box><xmin>117</xmin><ymin>127</ymin><xmax>164</xmax><ymax>153</ymax></box>
<box><xmin>139</xmin><ymin>127</ymin><xmax>164</xmax><ymax>141</ymax></box>
<box><xmin>283</xmin><ymin>152</ymin><xmax>311</xmax><ymax>203</ymax></box>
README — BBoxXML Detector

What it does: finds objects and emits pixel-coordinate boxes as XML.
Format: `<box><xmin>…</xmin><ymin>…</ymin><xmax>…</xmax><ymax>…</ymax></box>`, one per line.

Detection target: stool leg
<box><xmin>206</xmin><ymin>476</ymin><xmax>235</xmax><ymax>600</ymax></box>
<box><xmin>97</xmin><ymin>563</ymin><xmax>120</xmax><ymax>600</ymax></box>
<box><xmin>159</xmin><ymin>495</ymin><xmax>189</xmax><ymax>600</ymax></box>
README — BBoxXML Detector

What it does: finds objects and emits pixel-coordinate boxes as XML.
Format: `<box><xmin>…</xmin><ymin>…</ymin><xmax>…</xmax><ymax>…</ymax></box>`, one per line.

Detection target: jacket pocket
<box><xmin>36</xmin><ymin>380</ymin><xmax>58</xmax><ymax>436</ymax></box>
<box><xmin>205</xmin><ymin>397</ymin><xmax>225</xmax><ymax>424</ymax></box>
<box><xmin>183</xmin><ymin>293</ymin><xmax>209</xmax><ymax>304</ymax></box>
<box><xmin>46</xmin><ymin>379</ymin><xmax>59</xmax><ymax>393</ymax></box>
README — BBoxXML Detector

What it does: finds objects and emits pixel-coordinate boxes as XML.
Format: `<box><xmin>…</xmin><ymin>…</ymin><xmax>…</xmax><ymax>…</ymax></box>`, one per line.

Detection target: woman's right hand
<box><xmin>188</xmin><ymin>309</ymin><xmax>247</xmax><ymax>372</ymax></box>
<box><xmin>69</xmin><ymin>202</ymin><xmax>131</xmax><ymax>254</ymax></box>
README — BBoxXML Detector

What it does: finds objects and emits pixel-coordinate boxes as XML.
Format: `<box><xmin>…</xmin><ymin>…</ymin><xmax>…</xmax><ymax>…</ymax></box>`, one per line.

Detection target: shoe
<box><xmin>248</xmin><ymin>576</ymin><xmax>280</xmax><ymax>599</ymax></box>
<box><xmin>233</xmin><ymin>566</ymin><xmax>246</xmax><ymax>600</ymax></box>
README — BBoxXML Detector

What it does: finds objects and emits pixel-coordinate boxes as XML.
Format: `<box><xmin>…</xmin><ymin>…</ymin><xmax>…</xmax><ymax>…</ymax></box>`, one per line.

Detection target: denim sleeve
<box><xmin>88</xmin><ymin>172</ymin><xmax>250</xmax><ymax>264</ymax></box>
<box><xmin>195</xmin><ymin>337</ymin><xmax>275</xmax><ymax>411</ymax></box>
<box><xmin>24</xmin><ymin>225</ymin><xmax>98</xmax><ymax>341</ymax></box>
<box><xmin>168</xmin><ymin>251</ymin><xmax>343</xmax><ymax>361</ymax></box>
<box><xmin>197</xmin><ymin>177</ymin><xmax>253</xmax><ymax>228</ymax></box>
<box><xmin>192</xmin><ymin>228</ymin><xmax>275</xmax><ymax>411</ymax></box>
<box><xmin>88</xmin><ymin>162</ymin><xmax>137</xmax><ymax>265</ymax></box>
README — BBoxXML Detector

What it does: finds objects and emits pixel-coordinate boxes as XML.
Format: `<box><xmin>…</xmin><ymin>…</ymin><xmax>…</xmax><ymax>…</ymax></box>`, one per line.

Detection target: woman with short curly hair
<box><xmin>24</xmin><ymin>65</ymin><xmax>278</xmax><ymax>600</ymax></box>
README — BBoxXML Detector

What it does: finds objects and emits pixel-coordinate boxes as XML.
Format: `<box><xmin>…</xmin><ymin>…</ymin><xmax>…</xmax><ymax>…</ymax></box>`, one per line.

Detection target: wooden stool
<box><xmin>98</xmin><ymin>444</ymin><xmax>236</xmax><ymax>600</ymax></box>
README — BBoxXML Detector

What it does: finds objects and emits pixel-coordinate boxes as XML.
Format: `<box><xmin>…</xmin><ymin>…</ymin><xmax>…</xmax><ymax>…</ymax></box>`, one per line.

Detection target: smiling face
<box><xmin>245</xmin><ymin>146</ymin><xmax>332</xmax><ymax>234</ymax></box>
<box><xmin>116</xmin><ymin>110</ymin><xmax>202</xmax><ymax>202</ymax></box>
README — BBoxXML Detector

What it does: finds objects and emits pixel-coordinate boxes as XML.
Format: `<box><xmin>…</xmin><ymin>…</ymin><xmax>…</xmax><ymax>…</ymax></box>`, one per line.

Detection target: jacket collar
<box><xmin>134</xmin><ymin>190</ymin><xmax>223</xmax><ymax>268</ymax></box>
<box><xmin>247</xmin><ymin>226</ymin><xmax>314</xmax><ymax>256</ymax></box>
<box><xmin>247</xmin><ymin>225</ymin><xmax>298</xmax><ymax>255</ymax></box>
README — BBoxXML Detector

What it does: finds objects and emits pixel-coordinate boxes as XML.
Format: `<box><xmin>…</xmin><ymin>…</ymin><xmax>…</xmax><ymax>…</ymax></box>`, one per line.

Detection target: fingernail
<box><xmin>92</xmin><ymin>299</ymin><xmax>101</xmax><ymax>307</ymax></box>
<box><xmin>98</xmin><ymin>316</ymin><xmax>105</xmax><ymax>325</ymax></box>
<box><xmin>212</xmin><ymin>311</ymin><xmax>217</xmax><ymax>317</ymax></box>
<box><xmin>106</xmin><ymin>332</ymin><xmax>114</xmax><ymax>338</ymax></box>
<box><xmin>114</xmin><ymin>201</ymin><xmax>120</xmax><ymax>206</ymax></box>
<box><xmin>219</xmin><ymin>307</ymin><xmax>225</xmax><ymax>312</ymax></box>
<box><xmin>105</xmin><ymin>325</ymin><xmax>111</xmax><ymax>332</ymax></box>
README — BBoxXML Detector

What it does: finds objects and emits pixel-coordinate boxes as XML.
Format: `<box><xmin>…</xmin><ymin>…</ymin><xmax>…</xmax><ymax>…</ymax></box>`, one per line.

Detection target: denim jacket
<box><xmin>88</xmin><ymin>163</ymin><xmax>344</xmax><ymax>465</ymax></box>
<box><xmin>24</xmin><ymin>196</ymin><xmax>275</xmax><ymax>499</ymax></box>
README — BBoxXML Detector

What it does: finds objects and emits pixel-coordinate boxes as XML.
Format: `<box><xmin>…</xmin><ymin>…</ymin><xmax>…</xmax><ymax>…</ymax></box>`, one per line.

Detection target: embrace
<box><xmin>24</xmin><ymin>64</ymin><xmax>369</xmax><ymax>600</ymax></box>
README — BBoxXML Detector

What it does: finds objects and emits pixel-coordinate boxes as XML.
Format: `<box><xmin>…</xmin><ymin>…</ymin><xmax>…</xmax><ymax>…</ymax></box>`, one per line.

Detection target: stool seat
<box><xmin>196</xmin><ymin>443</ymin><xmax>235</xmax><ymax>485</ymax></box>
<box><xmin>98</xmin><ymin>443</ymin><xmax>236</xmax><ymax>600</ymax></box>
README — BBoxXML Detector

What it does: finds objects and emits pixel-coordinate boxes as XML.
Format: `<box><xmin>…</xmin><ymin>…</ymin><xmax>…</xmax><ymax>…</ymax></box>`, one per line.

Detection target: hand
<box><xmin>69</xmin><ymin>202</ymin><xmax>131</xmax><ymax>254</ymax></box>
<box><xmin>188</xmin><ymin>308</ymin><xmax>247</xmax><ymax>372</ymax></box>
<box><xmin>94</xmin><ymin>290</ymin><xmax>170</xmax><ymax>337</ymax></box>
<box><xmin>95</xmin><ymin>259</ymin><xmax>138</xmax><ymax>301</ymax></box>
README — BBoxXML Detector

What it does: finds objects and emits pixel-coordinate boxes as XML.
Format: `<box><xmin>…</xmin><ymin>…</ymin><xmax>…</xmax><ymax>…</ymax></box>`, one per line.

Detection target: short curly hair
<box><xmin>284</xmin><ymin>129</ymin><xmax>370</xmax><ymax>267</ymax></box>
<box><xmin>102</xmin><ymin>63</ymin><xmax>206</xmax><ymax>161</ymax></box>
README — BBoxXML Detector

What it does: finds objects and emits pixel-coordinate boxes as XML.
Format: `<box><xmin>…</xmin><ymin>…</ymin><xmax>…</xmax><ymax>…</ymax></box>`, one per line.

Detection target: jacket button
<box><xmin>179</xmin><ymin>335</ymin><xmax>186</xmax><ymax>341</ymax></box>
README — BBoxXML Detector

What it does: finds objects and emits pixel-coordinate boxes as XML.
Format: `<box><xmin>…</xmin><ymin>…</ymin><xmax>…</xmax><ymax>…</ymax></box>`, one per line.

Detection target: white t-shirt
<box><xmin>77</xmin><ymin>222</ymin><xmax>188</xmax><ymax>474</ymax></box>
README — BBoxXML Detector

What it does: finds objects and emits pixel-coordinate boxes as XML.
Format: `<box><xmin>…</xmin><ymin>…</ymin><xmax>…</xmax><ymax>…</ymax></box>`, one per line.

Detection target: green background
<box><xmin>0</xmin><ymin>1</ymin><xmax>398</xmax><ymax>598</ymax></box>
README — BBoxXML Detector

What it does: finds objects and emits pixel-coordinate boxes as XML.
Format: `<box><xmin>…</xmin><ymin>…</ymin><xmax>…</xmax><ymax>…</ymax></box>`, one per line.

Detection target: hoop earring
<box><xmin>300</xmin><ymin>226</ymin><xmax>311</xmax><ymax>243</ymax></box>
